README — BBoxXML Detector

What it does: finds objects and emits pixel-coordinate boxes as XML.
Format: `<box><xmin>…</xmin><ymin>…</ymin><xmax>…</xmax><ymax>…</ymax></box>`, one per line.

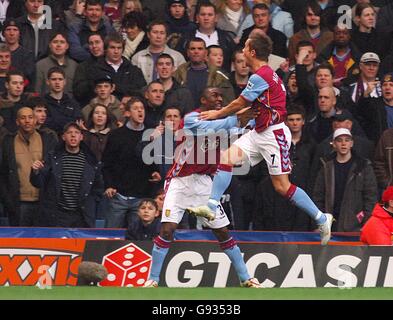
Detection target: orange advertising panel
<box><xmin>0</xmin><ymin>239</ymin><xmax>86</xmax><ymax>286</ymax></box>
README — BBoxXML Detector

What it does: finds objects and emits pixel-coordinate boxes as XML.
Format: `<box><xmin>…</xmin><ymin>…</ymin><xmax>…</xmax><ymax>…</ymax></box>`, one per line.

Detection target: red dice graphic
<box><xmin>99</xmin><ymin>243</ymin><xmax>152</xmax><ymax>287</ymax></box>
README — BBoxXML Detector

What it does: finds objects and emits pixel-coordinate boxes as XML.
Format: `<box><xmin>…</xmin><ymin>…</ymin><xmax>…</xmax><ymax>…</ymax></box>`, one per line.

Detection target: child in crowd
<box><xmin>126</xmin><ymin>199</ymin><xmax>161</xmax><ymax>240</ymax></box>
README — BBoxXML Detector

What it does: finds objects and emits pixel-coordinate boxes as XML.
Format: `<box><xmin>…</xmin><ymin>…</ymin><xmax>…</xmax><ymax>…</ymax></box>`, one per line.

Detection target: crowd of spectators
<box><xmin>0</xmin><ymin>0</ymin><xmax>393</xmax><ymax>237</ymax></box>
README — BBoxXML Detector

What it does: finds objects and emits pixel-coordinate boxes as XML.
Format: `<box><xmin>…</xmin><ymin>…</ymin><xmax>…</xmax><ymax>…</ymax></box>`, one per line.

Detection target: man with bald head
<box><xmin>307</xmin><ymin>86</ymin><xmax>340</xmax><ymax>143</ymax></box>
<box><xmin>0</xmin><ymin>107</ymin><xmax>57</xmax><ymax>226</ymax></box>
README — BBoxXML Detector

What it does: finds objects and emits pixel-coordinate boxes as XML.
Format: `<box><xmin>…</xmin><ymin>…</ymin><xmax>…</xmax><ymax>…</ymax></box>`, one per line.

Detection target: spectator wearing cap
<box><xmin>0</xmin><ymin>106</ymin><xmax>57</xmax><ymax>226</ymax></box>
<box><xmin>92</xmin><ymin>33</ymin><xmax>146</xmax><ymax>100</ymax></box>
<box><xmin>35</xmin><ymin>32</ymin><xmax>78</xmax><ymax>97</ymax></box>
<box><xmin>122</xmin><ymin>11</ymin><xmax>149</xmax><ymax>60</ymax></box>
<box><xmin>15</xmin><ymin>0</ymin><xmax>64</xmax><ymax>61</ymax></box>
<box><xmin>343</xmin><ymin>52</ymin><xmax>382</xmax><ymax>104</ymax></box>
<box><xmin>354</xmin><ymin>72</ymin><xmax>393</xmax><ymax>144</ymax></box>
<box><xmin>361</xmin><ymin>186</ymin><xmax>393</xmax><ymax>245</ymax></box>
<box><xmin>313</xmin><ymin>127</ymin><xmax>378</xmax><ymax>232</ymax></box>
<box><xmin>165</xmin><ymin>0</ymin><xmax>196</xmax><ymax>49</ymax></box>
<box><xmin>310</xmin><ymin>109</ymin><xmax>374</xmax><ymax>190</ymax></box>
<box><xmin>81</xmin><ymin>76</ymin><xmax>124</xmax><ymax>124</ymax></box>
<box><xmin>2</xmin><ymin>19</ymin><xmax>35</xmax><ymax>89</ymax></box>
<box><xmin>30</xmin><ymin>122</ymin><xmax>104</xmax><ymax>227</ymax></box>
<box><xmin>317</xmin><ymin>25</ymin><xmax>361</xmax><ymax>87</ymax></box>
<box><xmin>43</xmin><ymin>67</ymin><xmax>82</xmax><ymax>135</ymax></box>
<box><xmin>68</xmin><ymin>0</ymin><xmax>115</xmax><ymax>63</ymax></box>
<box><xmin>73</xmin><ymin>33</ymin><xmax>105</xmax><ymax>106</ymax></box>
<box><xmin>131</xmin><ymin>20</ymin><xmax>186</xmax><ymax>84</ymax></box>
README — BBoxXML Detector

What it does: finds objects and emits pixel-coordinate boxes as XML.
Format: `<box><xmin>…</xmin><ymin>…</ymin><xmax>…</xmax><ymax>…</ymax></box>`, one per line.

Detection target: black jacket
<box><xmin>92</xmin><ymin>57</ymin><xmax>146</xmax><ymax>100</ymax></box>
<box><xmin>44</xmin><ymin>93</ymin><xmax>82</xmax><ymax>134</ymax></box>
<box><xmin>15</xmin><ymin>15</ymin><xmax>64</xmax><ymax>61</ymax></box>
<box><xmin>102</xmin><ymin>125</ymin><xmax>158</xmax><ymax>198</ymax></box>
<box><xmin>72</xmin><ymin>56</ymin><xmax>100</xmax><ymax>105</ymax></box>
<box><xmin>30</xmin><ymin>142</ymin><xmax>103</xmax><ymax>227</ymax></box>
<box><xmin>126</xmin><ymin>218</ymin><xmax>161</xmax><ymax>241</ymax></box>
<box><xmin>0</xmin><ymin>130</ymin><xmax>58</xmax><ymax>226</ymax></box>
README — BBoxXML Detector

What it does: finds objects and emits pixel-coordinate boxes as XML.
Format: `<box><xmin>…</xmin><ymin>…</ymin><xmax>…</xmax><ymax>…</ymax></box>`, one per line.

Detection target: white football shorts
<box><xmin>233</xmin><ymin>122</ymin><xmax>292</xmax><ymax>175</ymax></box>
<box><xmin>161</xmin><ymin>174</ymin><xmax>230</xmax><ymax>229</ymax></box>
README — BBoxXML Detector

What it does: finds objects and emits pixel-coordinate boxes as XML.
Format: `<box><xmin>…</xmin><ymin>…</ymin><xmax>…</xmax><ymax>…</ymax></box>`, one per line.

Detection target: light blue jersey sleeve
<box><xmin>241</xmin><ymin>73</ymin><xmax>269</xmax><ymax>102</ymax></box>
<box><xmin>184</xmin><ymin>111</ymin><xmax>238</xmax><ymax>135</ymax></box>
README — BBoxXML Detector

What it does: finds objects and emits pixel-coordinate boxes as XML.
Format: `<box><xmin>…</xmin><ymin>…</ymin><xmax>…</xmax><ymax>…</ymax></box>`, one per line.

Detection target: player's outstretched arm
<box><xmin>200</xmin><ymin>96</ymin><xmax>248</xmax><ymax>120</ymax></box>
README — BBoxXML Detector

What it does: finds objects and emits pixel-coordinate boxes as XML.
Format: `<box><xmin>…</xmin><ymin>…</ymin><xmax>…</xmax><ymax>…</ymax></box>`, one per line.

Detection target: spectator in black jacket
<box><xmin>174</xmin><ymin>2</ymin><xmax>236</xmax><ymax>74</ymax></box>
<box><xmin>102</xmin><ymin>96</ymin><xmax>161</xmax><ymax>228</ymax></box>
<box><xmin>156</xmin><ymin>53</ymin><xmax>194</xmax><ymax>115</ymax></box>
<box><xmin>0</xmin><ymin>106</ymin><xmax>57</xmax><ymax>226</ymax></box>
<box><xmin>92</xmin><ymin>33</ymin><xmax>146</xmax><ymax>100</ymax></box>
<box><xmin>239</xmin><ymin>3</ymin><xmax>288</xmax><ymax>59</ymax></box>
<box><xmin>126</xmin><ymin>198</ymin><xmax>161</xmax><ymax>240</ymax></box>
<box><xmin>68</xmin><ymin>0</ymin><xmax>115</xmax><ymax>62</ymax></box>
<box><xmin>2</xmin><ymin>19</ymin><xmax>35</xmax><ymax>90</ymax></box>
<box><xmin>30</xmin><ymin>122</ymin><xmax>103</xmax><ymax>228</ymax></box>
<box><xmin>16</xmin><ymin>0</ymin><xmax>64</xmax><ymax>61</ymax></box>
<box><xmin>143</xmin><ymin>80</ymin><xmax>166</xmax><ymax>129</ymax></box>
<box><xmin>73</xmin><ymin>33</ymin><xmax>105</xmax><ymax>106</ymax></box>
<box><xmin>43</xmin><ymin>66</ymin><xmax>82</xmax><ymax>134</ymax></box>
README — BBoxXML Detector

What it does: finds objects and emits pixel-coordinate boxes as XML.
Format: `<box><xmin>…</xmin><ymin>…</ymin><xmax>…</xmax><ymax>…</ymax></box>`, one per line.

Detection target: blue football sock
<box><xmin>209</xmin><ymin>166</ymin><xmax>233</xmax><ymax>211</ymax></box>
<box><xmin>149</xmin><ymin>236</ymin><xmax>171</xmax><ymax>283</ymax></box>
<box><xmin>289</xmin><ymin>186</ymin><xmax>326</xmax><ymax>225</ymax></box>
<box><xmin>221</xmin><ymin>238</ymin><xmax>250</xmax><ymax>282</ymax></box>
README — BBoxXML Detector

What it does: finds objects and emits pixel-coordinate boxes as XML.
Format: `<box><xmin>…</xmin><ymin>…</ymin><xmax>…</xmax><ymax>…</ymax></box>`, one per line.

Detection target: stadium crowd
<box><xmin>0</xmin><ymin>0</ymin><xmax>393</xmax><ymax>240</ymax></box>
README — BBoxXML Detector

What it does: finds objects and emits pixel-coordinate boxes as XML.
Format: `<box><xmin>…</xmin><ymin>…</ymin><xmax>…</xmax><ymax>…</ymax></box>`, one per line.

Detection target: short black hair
<box><xmin>287</xmin><ymin>103</ymin><xmax>306</xmax><ymax>119</ymax></box>
<box><xmin>122</xmin><ymin>11</ymin><xmax>147</xmax><ymax>32</ymax></box>
<box><xmin>157</xmin><ymin>53</ymin><xmax>174</xmax><ymax>65</ymax></box>
<box><xmin>47</xmin><ymin>66</ymin><xmax>65</xmax><ymax>79</ymax></box>
<box><xmin>63</xmin><ymin>122</ymin><xmax>82</xmax><ymax>134</ymax></box>
<box><xmin>6</xmin><ymin>70</ymin><xmax>25</xmax><ymax>83</ymax></box>
<box><xmin>86</xmin><ymin>0</ymin><xmax>104</xmax><ymax>9</ymax></box>
<box><xmin>138</xmin><ymin>198</ymin><xmax>159</xmax><ymax>211</ymax></box>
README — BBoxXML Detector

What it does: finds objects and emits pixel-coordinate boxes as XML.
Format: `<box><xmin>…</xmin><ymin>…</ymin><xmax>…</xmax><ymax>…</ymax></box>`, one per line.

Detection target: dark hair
<box><xmin>146</xmin><ymin>80</ymin><xmax>164</xmax><ymax>91</ymax></box>
<box><xmin>248</xmin><ymin>33</ymin><xmax>272</xmax><ymax>61</ymax></box>
<box><xmin>6</xmin><ymin>70</ymin><xmax>25</xmax><ymax>83</ymax></box>
<box><xmin>122</xmin><ymin>11</ymin><xmax>147</xmax><ymax>31</ymax></box>
<box><xmin>88</xmin><ymin>33</ymin><xmax>104</xmax><ymax>43</ymax></box>
<box><xmin>355</xmin><ymin>3</ymin><xmax>375</xmax><ymax>17</ymax></box>
<box><xmin>63</xmin><ymin>122</ymin><xmax>82</xmax><ymax>134</ymax></box>
<box><xmin>207</xmin><ymin>44</ymin><xmax>223</xmax><ymax>55</ymax></box>
<box><xmin>252</xmin><ymin>3</ymin><xmax>269</xmax><ymax>13</ymax></box>
<box><xmin>47</xmin><ymin>66</ymin><xmax>65</xmax><ymax>79</ymax></box>
<box><xmin>86</xmin><ymin>0</ymin><xmax>104</xmax><ymax>9</ymax></box>
<box><xmin>138</xmin><ymin>198</ymin><xmax>159</xmax><ymax>211</ymax></box>
<box><xmin>147</xmin><ymin>20</ymin><xmax>169</xmax><ymax>36</ymax></box>
<box><xmin>231</xmin><ymin>48</ymin><xmax>244</xmax><ymax>62</ymax></box>
<box><xmin>104</xmin><ymin>33</ymin><xmax>124</xmax><ymax>50</ymax></box>
<box><xmin>163</xmin><ymin>105</ymin><xmax>182</xmax><ymax>117</ymax></box>
<box><xmin>195</xmin><ymin>1</ymin><xmax>217</xmax><ymax>16</ymax></box>
<box><xmin>296</xmin><ymin>40</ymin><xmax>315</xmax><ymax>54</ymax></box>
<box><xmin>86</xmin><ymin>103</ymin><xmax>117</xmax><ymax>130</ymax></box>
<box><xmin>186</xmin><ymin>37</ymin><xmax>206</xmax><ymax>50</ymax></box>
<box><xmin>315</xmin><ymin>62</ymin><xmax>335</xmax><ymax>77</ymax></box>
<box><xmin>25</xmin><ymin>96</ymin><xmax>47</xmax><ymax>110</ymax></box>
<box><xmin>157</xmin><ymin>53</ymin><xmax>174</xmax><ymax>65</ymax></box>
<box><xmin>124</xmin><ymin>96</ymin><xmax>145</xmax><ymax>112</ymax></box>
<box><xmin>287</xmin><ymin>103</ymin><xmax>306</xmax><ymax>119</ymax></box>
<box><xmin>49</xmin><ymin>31</ymin><xmax>69</xmax><ymax>44</ymax></box>
<box><xmin>301</xmin><ymin>0</ymin><xmax>324</xmax><ymax>29</ymax></box>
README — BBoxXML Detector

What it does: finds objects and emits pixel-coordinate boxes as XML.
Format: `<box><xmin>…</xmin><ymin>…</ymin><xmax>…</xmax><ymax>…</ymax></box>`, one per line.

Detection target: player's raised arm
<box><xmin>199</xmin><ymin>95</ymin><xmax>248</xmax><ymax>120</ymax></box>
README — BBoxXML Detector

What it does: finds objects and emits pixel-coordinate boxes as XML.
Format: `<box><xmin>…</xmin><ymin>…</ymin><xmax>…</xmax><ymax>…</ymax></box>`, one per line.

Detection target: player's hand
<box><xmin>199</xmin><ymin>109</ymin><xmax>220</xmax><ymax>120</ymax></box>
<box><xmin>149</xmin><ymin>171</ymin><xmax>161</xmax><ymax>182</ymax></box>
<box><xmin>105</xmin><ymin>188</ymin><xmax>117</xmax><ymax>198</ymax></box>
<box><xmin>31</xmin><ymin>160</ymin><xmax>44</xmax><ymax>172</ymax></box>
<box><xmin>236</xmin><ymin>107</ymin><xmax>257</xmax><ymax>127</ymax></box>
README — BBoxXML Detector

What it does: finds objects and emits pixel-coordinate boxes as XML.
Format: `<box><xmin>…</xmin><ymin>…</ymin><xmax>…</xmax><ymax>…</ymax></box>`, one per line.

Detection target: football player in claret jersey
<box><xmin>143</xmin><ymin>87</ymin><xmax>262</xmax><ymax>288</ymax></box>
<box><xmin>188</xmin><ymin>31</ymin><xmax>333</xmax><ymax>245</ymax></box>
